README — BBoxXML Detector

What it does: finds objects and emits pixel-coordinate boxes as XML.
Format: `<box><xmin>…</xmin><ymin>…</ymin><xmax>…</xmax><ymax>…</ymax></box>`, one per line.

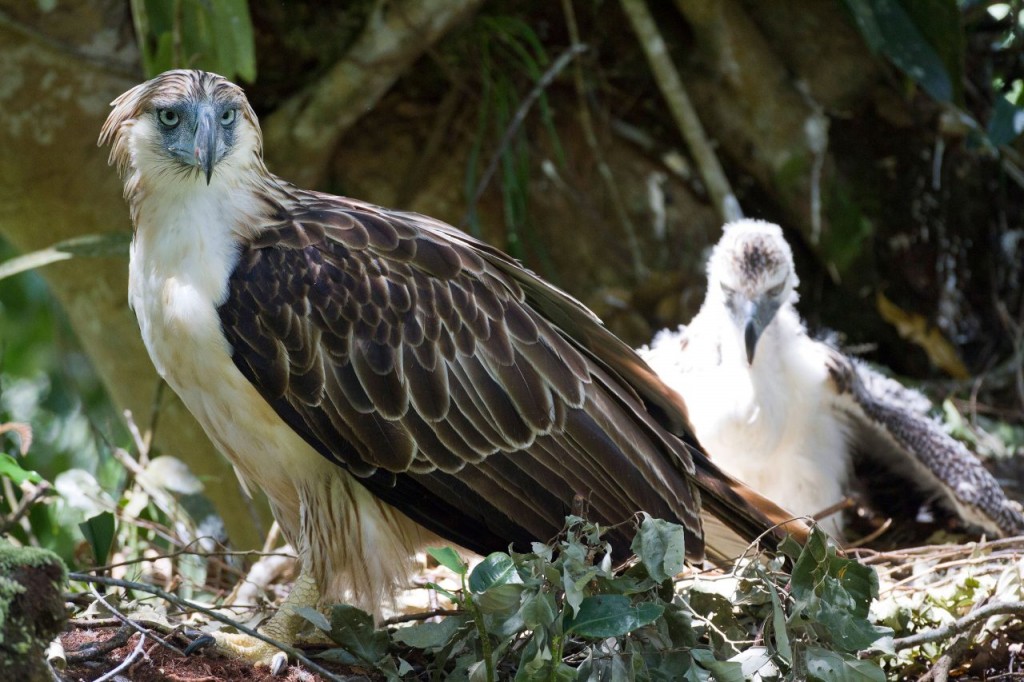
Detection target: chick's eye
<box><xmin>721</xmin><ymin>283</ymin><xmax>735</xmax><ymax>297</ymax></box>
<box><xmin>220</xmin><ymin>109</ymin><xmax>236</xmax><ymax>126</ymax></box>
<box><xmin>157</xmin><ymin>110</ymin><xmax>179</xmax><ymax>127</ymax></box>
<box><xmin>767</xmin><ymin>283</ymin><xmax>786</xmax><ymax>297</ymax></box>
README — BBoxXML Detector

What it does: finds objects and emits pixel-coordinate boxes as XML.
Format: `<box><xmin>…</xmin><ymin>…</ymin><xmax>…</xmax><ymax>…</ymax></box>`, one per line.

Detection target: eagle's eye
<box><xmin>157</xmin><ymin>109</ymin><xmax>179</xmax><ymax>128</ymax></box>
<box><xmin>767</xmin><ymin>282</ymin><xmax>785</xmax><ymax>297</ymax></box>
<box><xmin>721</xmin><ymin>283</ymin><xmax>736</xmax><ymax>297</ymax></box>
<box><xmin>220</xmin><ymin>109</ymin><xmax>237</xmax><ymax>126</ymax></box>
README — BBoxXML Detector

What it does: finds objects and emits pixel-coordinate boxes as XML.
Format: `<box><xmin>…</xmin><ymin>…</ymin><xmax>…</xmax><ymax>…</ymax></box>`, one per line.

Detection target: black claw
<box><xmin>184</xmin><ymin>633</ymin><xmax>217</xmax><ymax>655</ymax></box>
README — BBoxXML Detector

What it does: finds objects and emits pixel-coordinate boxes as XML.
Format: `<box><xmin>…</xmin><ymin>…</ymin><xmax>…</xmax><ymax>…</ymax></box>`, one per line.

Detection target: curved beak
<box><xmin>193</xmin><ymin>105</ymin><xmax>219</xmax><ymax>184</ymax></box>
<box><xmin>738</xmin><ymin>297</ymin><xmax>781</xmax><ymax>365</ymax></box>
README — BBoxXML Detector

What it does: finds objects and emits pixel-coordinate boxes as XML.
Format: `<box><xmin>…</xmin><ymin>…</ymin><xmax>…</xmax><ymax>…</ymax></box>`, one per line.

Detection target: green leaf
<box><xmin>519</xmin><ymin>591</ymin><xmax>557</xmax><ymax>630</ymax></box>
<box><xmin>132</xmin><ymin>0</ymin><xmax>256</xmax><ymax>81</ymax></box>
<box><xmin>469</xmin><ymin>552</ymin><xmax>517</xmax><ymax>593</ymax></box>
<box><xmin>804</xmin><ymin>646</ymin><xmax>886</xmax><ymax>682</ymax></box>
<box><xmin>322</xmin><ymin>604</ymin><xmax>390</xmax><ymax>665</ymax></box>
<box><xmin>0</xmin><ymin>454</ymin><xmax>42</xmax><ymax>485</ymax></box>
<box><xmin>766</xmin><ymin>579</ymin><xmax>792</xmax><ymax>664</ymax></box>
<box><xmin>817</xmin><ymin>576</ymin><xmax>893</xmax><ymax>652</ymax></box>
<box><xmin>840</xmin><ymin>0</ymin><xmax>954</xmax><ymax>102</ymax></box>
<box><xmin>474</xmin><ymin>583</ymin><xmax>524</xmax><ymax>615</ymax></box>
<box><xmin>425</xmin><ymin>581</ymin><xmax>459</xmax><ymax>603</ymax></box>
<box><xmin>631</xmin><ymin>514</ymin><xmax>687</xmax><ymax>583</ymax></box>
<box><xmin>564</xmin><ymin>595</ymin><xmax>664</xmax><ymax>638</ymax></box>
<box><xmin>0</xmin><ymin>233</ymin><xmax>131</xmax><ymax>282</ymax></box>
<box><xmin>79</xmin><ymin>511</ymin><xmax>116</xmax><ymax>566</ymax></box>
<box><xmin>690</xmin><ymin>649</ymin><xmax>745</xmax><ymax>682</ymax></box>
<box><xmin>391</xmin><ymin>615</ymin><xmax>468</xmax><ymax>649</ymax></box>
<box><xmin>294</xmin><ymin>605</ymin><xmax>331</xmax><ymax>633</ymax></box>
<box><xmin>428</xmin><ymin>546</ymin><xmax>467</xmax><ymax>575</ymax></box>
<box><xmin>988</xmin><ymin>96</ymin><xmax>1024</xmax><ymax>146</ymax></box>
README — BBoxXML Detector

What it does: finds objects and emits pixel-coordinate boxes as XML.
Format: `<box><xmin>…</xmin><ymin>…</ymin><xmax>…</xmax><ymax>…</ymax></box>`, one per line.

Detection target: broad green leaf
<box><xmin>841</xmin><ymin>0</ymin><xmax>954</xmax><ymax>102</ymax></box>
<box><xmin>804</xmin><ymin>646</ymin><xmax>886</xmax><ymax>682</ymax></box>
<box><xmin>631</xmin><ymin>514</ymin><xmax>686</xmax><ymax>583</ymax></box>
<box><xmin>474</xmin><ymin>583</ymin><xmax>524</xmax><ymax>615</ymax></box>
<box><xmin>766</xmin><ymin>579</ymin><xmax>792</xmax><ymax>663</ymax></box>
<box><xmin>132</xmin><ymin>0</ymin><xmax>256</xmax><ymax>81</ymax></box>
<box><xmin>988</xmin><ymin>95</ymin><xmax>1024</xmax><ymax>146</ymax></box>
<box><xmin>789</xmin><ymin>527</ymin><xmax>832</xmax><ymax>608</ymax></box>
<box><xmin>817</xmin><ymin>574</ymin><xmax>893</xmax><ymax>652</ymax></box>
<box><xmin>564</xmin><ymin>595</ymin><xmax>663</xmax><ymax>638</ymax></box>
<box><xmin>0</xmin><ymin>233</ymin><xmax>131</xmax><ymax>282</ymax></box>
<box><xmin>469</xmin><ymin>552</ymin><xmax>517</xmax><ymax>592</ymax></box>
<box><xmin>391</xmin><ymin>615</ymin><xmax>468</xmax><ymax>649</ymax></box>
<box><xmin>323</xmin><ymin>604</ymin><xmax>390</xmax><ymax>665</ymax></box>
<box><xmin>79</xmin><ymin>511</ymin><xmax>116</xmax><ymax>566</ymax></box>
<box><xmin>427</xmin><ymin>546</ymin><xmax>467</xmax><ymax>575</ymax></box>
<box><xmin>0</xmin><ymin>454</ymin><xmax>42</xmax><ymax>485</ymax></box>
<box><xmin>294</xmin><ymin>605</ymin><xmax>331</xmax><ymax>632</ymax></box>
<box><xmin>519</xmin><ymin>591</ymin><xmax>557</xmax><ymax>630</ymax></box>
<box><xmin>690</xmin><ymin>649</ymin><xmax>745</xmax><ymax>682</ymax></box>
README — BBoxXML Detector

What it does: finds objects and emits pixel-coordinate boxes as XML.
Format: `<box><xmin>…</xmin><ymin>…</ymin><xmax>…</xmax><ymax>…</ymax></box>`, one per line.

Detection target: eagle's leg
<box><xmin>209</xmin><ymin>570</ymin><xmax>321</xmax><ymax>672</ymax></box>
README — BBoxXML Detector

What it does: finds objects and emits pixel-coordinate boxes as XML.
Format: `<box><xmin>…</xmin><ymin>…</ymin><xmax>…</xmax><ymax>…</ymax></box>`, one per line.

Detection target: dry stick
<box><xmin>619</xmin><ymin>0</ymin><xmax>742</xmax><ymax>224</ymax></box>
<box><xmin>66</xmin><ymin>624</ymin><xmax>134</xmax><ymax>664</ymax></box>
<box><xmin>887</xmin><ymin>600</ymin><xmax>1024</xmax><ymax>652</ymax></box>
<box><xmin>383</xmin><ymin>608</ymin><xmax>462</xmax><ymax>626</ymax></box>
<box><xmin>561</xmin><ymin>0</ymin><xmax>647</xmax><ymax>280</ymax></box>
<box><xmin>461</xmin><ymin>42</ymin><xmax>588</xmax><ymax>227</ymax></box>
<box><xmin>93</xmin><ymin>631</ymin><xmax>146</xmax><ymax>682</ymax></box>
<box><xmin>86</xmin><ymin>583</ymin><xmax>185</xmax><ymax>658</ymax></box>
<box><xmin>70</xmin><ymin>573</ymin><xmax>345</xmax><ymax>682</ymax></box>
<box><xmin>918</xmin><ymin>620</ymin><xmax>985</xmax><ymax>682</ymax></box>
<box><xmin>0</xmin><ymin>480</ymin><xmax>51</xmax><ymax>535</ymax></box>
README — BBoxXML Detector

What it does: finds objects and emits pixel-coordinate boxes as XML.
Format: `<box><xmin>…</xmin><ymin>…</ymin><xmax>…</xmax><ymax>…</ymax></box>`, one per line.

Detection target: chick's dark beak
<box><xmin>739</xmin><ymin>297</ymin><xmax>780</xmax><ymax>365</ymax></box>
<box><xmin>744</xmin><ymin>317</ymin><xmax>761</xmax><ymax>365</ymax></box>
<box><xmin>193</xmin><ymin>106</ymin><xmax>218</xmax><ymax>184</ymax></box>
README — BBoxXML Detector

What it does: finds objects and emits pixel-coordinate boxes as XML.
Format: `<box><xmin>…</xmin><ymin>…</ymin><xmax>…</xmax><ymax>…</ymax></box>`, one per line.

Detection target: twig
<box><xmin>561</xmin><ymin>0</ymin><xmax>647</xmax><ymax>280</ymax></box>
<box><xmin>94</xmin><ymin>631</ymin><xmax>146</xmax><ymax>682</ymax></box>
<box><xmin>86</xmin><ymin>583</ymin><xmax>185</xmax><ymax>658</ymax></box>
<box><xmin>383</xmin><ymin>608</ymin><xmax>462</xmax><ymax>625</ymax></box>
<box><xmin>69</xmin><ymin>572</ymin><xmax>345</xmax><ymax>682</ymax></box>
<box><xmin>888</xmin><ymin>600</ymin><xmax>1024</xmax><ymax>651</ymax></box>
<box><xmin>0</xmin><ymin>480</ymin><xmax>52</xmax><ymax>535</ymax></box>
<box><xmin>619</xmin><ymin>0</ymin><xmax>742</xmax><ymax>224</ymax></box>
<box><xmin>66</xmin><ymin>624</ymin><xmax>134</xmax><ymax>664</ymax></box>
<box><xmin>461</xmin><ymin>42</ymin><xmax>588</xmax><ymax>226</ymax></box>
<box><xmin>87</xmin><ymin>536</ymin><xmax>285</xmax><ymax>577</ymax></box>
<box><xmin>917</xmin><ymin>619</ymin><xmax>984</xmax><ymax>682</ymax></box>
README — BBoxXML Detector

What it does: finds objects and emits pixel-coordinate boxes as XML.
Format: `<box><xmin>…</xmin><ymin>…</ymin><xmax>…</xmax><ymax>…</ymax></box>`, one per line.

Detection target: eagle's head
<box><xmin>706</xmin><ymin>219</ymin><xmax>798</xmax><ymax>364</ymax></box>
<box><xmin>99</xmin><ymin>70</ymin><xmax>263</xmax><ymax>189</ymax></box>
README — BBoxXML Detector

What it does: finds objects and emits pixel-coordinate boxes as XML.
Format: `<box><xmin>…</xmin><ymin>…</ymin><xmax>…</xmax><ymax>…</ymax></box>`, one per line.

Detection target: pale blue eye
<box><xmin>158</xmin><ymin>109</ymin><xmax>179</xmax><ymax>127</ymax></box>
<box><xmin>220</xmin><ymin>109</ymin><xmax>236</xmax><ymax>126</ymax></box>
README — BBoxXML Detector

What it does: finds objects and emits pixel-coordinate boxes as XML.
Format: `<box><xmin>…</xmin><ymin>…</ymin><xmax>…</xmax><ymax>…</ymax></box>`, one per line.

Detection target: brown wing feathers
<box><xmin>220</xmin><ymin>196</ymin><xmax>796</xmax><ymax>560</ymax></box>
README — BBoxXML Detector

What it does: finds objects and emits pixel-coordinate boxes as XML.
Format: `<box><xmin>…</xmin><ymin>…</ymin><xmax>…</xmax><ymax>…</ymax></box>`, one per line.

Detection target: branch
<box><xmin>560</xmin><ymin>0</ymin><xmax>646</xmax><ymax>280</ymax></box>
<box><xmin>263</xmin><ymin>0</ymin><xmax>485</xmax><ymax>188</ymax></box>
<box><xmin>888</xmin><ymin>600</ymin><xmax>1024</xmax><ymax>651</ymax></box>
<box><xmin>461</xmin><ymin>43</ymin><xmax>588</xmax><ymax>226</ymax></box>
<box><xmin>68</xmin><ymin>572</ymin><xmax>345</xmax><ymax>682</ymax></box>
<box><xmin>619</xmin><ymin>0</ymin><xmax>741</xmax><ymax>223</ymax></box>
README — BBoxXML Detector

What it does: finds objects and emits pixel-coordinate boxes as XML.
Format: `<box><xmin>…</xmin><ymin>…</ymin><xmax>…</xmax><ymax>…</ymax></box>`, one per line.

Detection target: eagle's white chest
<box><xmin>126</xmin><ymin>187</ymin><xmax>428</xmax><ymax>609</ymax></box>
<box><xmin>128</xmin><ymin>190</ymin><xmax>315</xmax><ymax>517</ymax></box>
<box><xmin>644</xmin><ymin>310</ymin><xmax>849</xmax><ymax>535</ymax></box>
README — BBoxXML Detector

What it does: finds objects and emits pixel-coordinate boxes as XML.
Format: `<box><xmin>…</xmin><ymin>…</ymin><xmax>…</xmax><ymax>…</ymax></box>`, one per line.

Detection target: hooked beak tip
<box><xmin>744</xmin><ymin>320</ymin><xmax>759</xmax><ymax>365</ymax></box>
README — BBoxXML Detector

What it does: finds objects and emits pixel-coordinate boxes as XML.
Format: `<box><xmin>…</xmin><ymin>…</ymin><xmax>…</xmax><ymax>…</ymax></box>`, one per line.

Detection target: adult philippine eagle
<box><xmin>100</xmin><ymin>71</ymin><xmax>804</xmax><ymax>668</ymax></box>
